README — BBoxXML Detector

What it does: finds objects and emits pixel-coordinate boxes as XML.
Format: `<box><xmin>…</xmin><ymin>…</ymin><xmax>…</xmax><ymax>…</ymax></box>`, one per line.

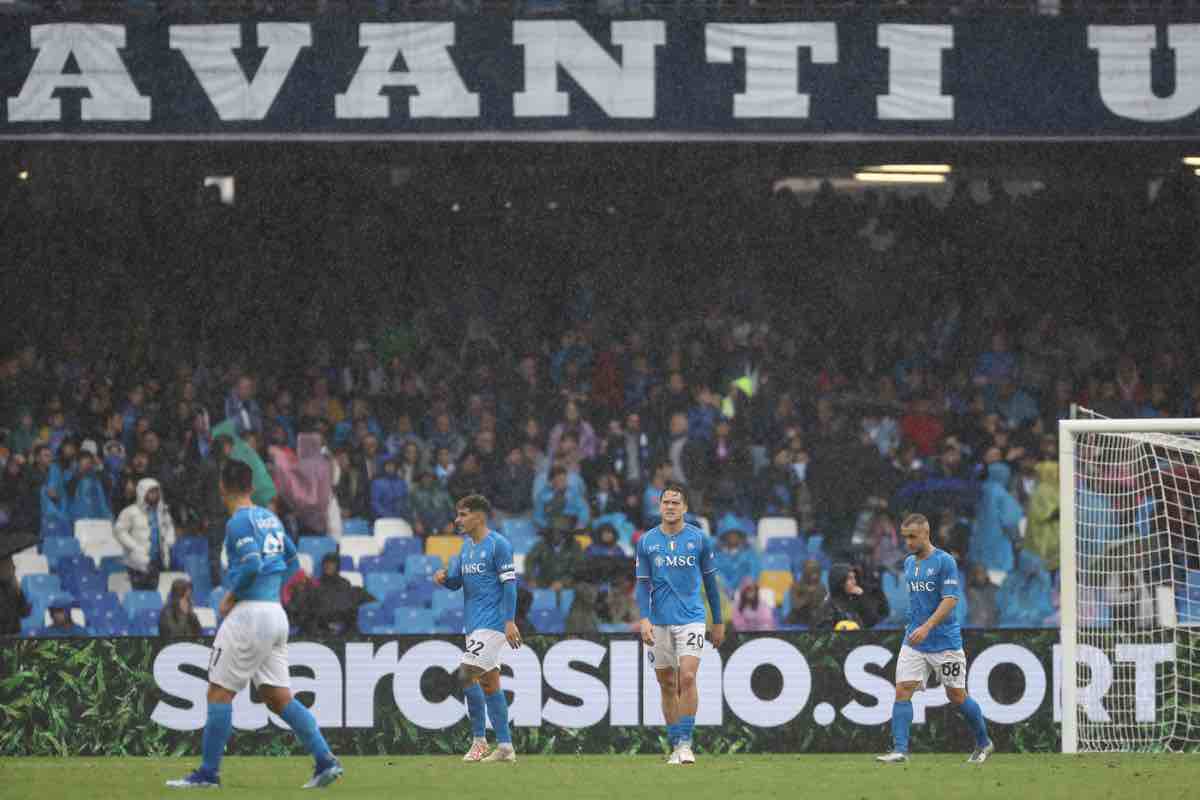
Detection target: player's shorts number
<box><xmin>466</xmin><ymin>639</ymin><xmax>485</xmax><ymax>657</ymax></box>
<box><xmin>941</xmin><ymin>662</ymin><xmax>963</xmax><ymax>679</ymax></box>
<box><xmin>685</xmin><ymin>632</ymin><xmax>704</xmax><ymax>650</ymax></box>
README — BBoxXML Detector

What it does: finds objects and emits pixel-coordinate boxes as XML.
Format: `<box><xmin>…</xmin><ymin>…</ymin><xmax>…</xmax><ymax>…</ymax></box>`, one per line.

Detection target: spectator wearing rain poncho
<box><xmin>968</xmin><ymin>461</ymin><xmax>1024</xmax><ymax>575</ymax></box>
<box><xmin>996</xmin><ymin>550</ymin><xmax>1054</xmax><ymax>627</ymax></box>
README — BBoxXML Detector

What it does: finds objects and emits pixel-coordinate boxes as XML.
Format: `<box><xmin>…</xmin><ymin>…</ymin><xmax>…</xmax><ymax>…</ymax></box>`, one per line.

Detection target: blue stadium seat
<box><xmin>74</xmin><ymin>572</ymin><xmax>108</xmax><ymax>596</ymax></box>
<box><xmin>86</xmin><ymin>605</ymin><xmax>129</xmax><ymax>633</ymax></box>
<box><xmin>21</xmin><ymin>616</ymin><xmax>42</xmax><ymax>636</ymax></box>
<box><xmin>435</xmin><ymin>607</ymin><xmax>465</xmax><ymax>633</ymax></box>
<box><xmin>182</xmin><ymin>555</ymin><xmax>213</xmax><ymax>596</ymax></box>
<box><xmin>41</xmin><ymin>516</ymin><xmax>72</xmax><ymax>539</ymax></box>
<box><xmin>394</xmin><ymin>607</ymin><xmax>435</xmax><ymax>635</ymax></box>
<box><xmin>882</xmin><ymin>571</ymin><xmax>908</xmax><ymax>625</ymax></box>
<box><xmin>298</xmin><ymin>536</ymin><xmax>338</xmax><ymax>568</ymax></box>
<box><xmin>431</xmin><ymin>590</ymin><xmax>459</xmax><ymax>617</ymax></box>
<box><xmin>210</xmin><ymin>586</ymin><xmax>228</xmax><ymax>612</ymax></box>
<box><xmin>365</xmin><ymin>572</ymin><xmax>406</xmax><ymax>600</ymax></box>
<box><xmin>55</xmin><ymin>555</ymin><xmax>99</xmax><ymax>595</ymax></box>
<box><xmin>501</xmin><ymin>517</ymin><xmax>535</xmax><ymax>541</ymax></box>
<box><xmin>763</xmin><ymin>553</ymin><xmax>792</xmax><ymax>572</ymax></box>
<box><xmin>344</xmin><ymin>518</ymin><xmax>371</xmax><ymax>537</ymax></box>
<box><xmin>21</xmin><ymin>574</ymin><xmax>61</xmax><ymax>601</ymax></box>
<box><xmin>531</xmin><ymin>588</ymin><xmax>557</xmax><ymax>612</ymax></box>
<box><xmin>42</xmin><ymin>537</ymin><xmax>82</xmax><ymax>566</ymax></box>
<box><xmin>406</xmin><ymin>577</ymin><xmax>437</xmax><ymax>604</ymax></box>
<box><xmin>807</xmin><ymin>535</ymin><xmax>825</xmax><ymax>555</ymax></box>
<box><xmin>357</xmin><ymin>555</ymin><xmax>389</xmax><ymax>574</ymax></box>
<box><xmin>559</xmin><ymin>588</ymin><xmax>575</xmax><ymax>613</ymax></box>
<box><xmin>765</xmin><ymin>537</ymin><xmax>805</xmax><ymax>561</ymax></box>
<box><xmin>404</xmin><ymin>555</ymin><xmax>443</xmax><ymax>582</ymax></box>
<box><xmin>132</xmin><ymin>607</ymin><xmax>160</xmax><ymax>635</ymax></box>
<box><xmin>339</xmin><ymin>555</ymin><xmax>355</xmax><ymax>573</ymax></box>
<box><xmin>383</xmin><ymin>537</ymin><xmax>423</xmax><ymax>564</ymax></box>
<box><xmin>530</xmin><ymin>608</ymin><xmax>565</xmax><ymax>634</ymax></box>
<box><xmin>98</xmin><ymin>556</ymin><xmax>127</xmax><ymax>577</ymax></box>
<box><xmin>171</xmin><ymin>537</ymin><xmax>208</xmax><ymax>570</ymax></box>
<box><xmin>79</xmin><ymin>590</ymin><xmax>120</xmax><ymax>611</ymax></box>
<box><xmin>597</xmin><ymin>622</ymin><xmax>630</xmax><ymax>634</ymax></box>
<box><xmin>124</xmin><ymin>589</ymin><xmax>162</xmax><ymax>616</ymax></box>
<box><xmin>357</xmin><ymin>602</ymin><xmax>388</xmax><ymax>634</ymax></box>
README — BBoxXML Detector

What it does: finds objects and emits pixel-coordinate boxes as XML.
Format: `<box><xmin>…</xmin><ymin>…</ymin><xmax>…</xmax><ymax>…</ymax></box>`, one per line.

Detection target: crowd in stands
<box><xmin>2</xmin><ymin>157</ymin><xmax>1200</xmax><ymax>639</ymax></box>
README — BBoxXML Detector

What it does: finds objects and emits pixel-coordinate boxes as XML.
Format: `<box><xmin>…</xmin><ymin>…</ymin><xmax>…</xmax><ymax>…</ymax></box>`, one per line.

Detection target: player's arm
<box><xmin>436</xmin><ymin>553</ymin><xmax>464</xmax><ymax>590</ymax></box>
<box><xmin>635</xmin><ymin>540</ymin><xmax>654</xmax><ymax>646</ymax></box>
<box><xmin>281</xmin><ymin>528</ymin><xmax>300</xmax><ymax>582</ymax></box>
<box><xmin>495</xmin><ymin>540</ymin><xmax>521</xmax><ymax>648</ymax></box>
<box><xmin>701</xmin><ymin>535</ymin><xmax>725</xmax><ymax>647</ymax></box>
<box><xmin>224</xmin><ymin>522</ymin><xmax>264</xmax><ymax>601</ymax></box>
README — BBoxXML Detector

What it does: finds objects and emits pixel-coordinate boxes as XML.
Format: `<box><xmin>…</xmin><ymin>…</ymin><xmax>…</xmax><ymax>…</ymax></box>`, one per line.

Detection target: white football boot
<box><xmin>876</xmin><ymin>752</ymin><xmax>909</xmax><ymax>763</ymax></box>
<box><xmin>463</xmin><ymin>739</ymin><xmax>490</xmax><ymax>763</ymax></box>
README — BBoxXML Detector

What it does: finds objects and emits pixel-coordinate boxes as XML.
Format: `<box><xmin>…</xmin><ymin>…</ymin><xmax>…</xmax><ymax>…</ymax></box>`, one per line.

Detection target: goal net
<box><xmin>1060</xmin><ymin>409</ymin><xmax>1200</xmax><ymax>753</ymax></box>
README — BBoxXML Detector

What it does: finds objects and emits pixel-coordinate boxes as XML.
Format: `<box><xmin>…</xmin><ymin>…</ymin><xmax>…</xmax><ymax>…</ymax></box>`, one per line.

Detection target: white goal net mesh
<box><xmin>1070</xmin><ymin>409</ymin><xmax>1200</xmax><ymax>752</ymax></box>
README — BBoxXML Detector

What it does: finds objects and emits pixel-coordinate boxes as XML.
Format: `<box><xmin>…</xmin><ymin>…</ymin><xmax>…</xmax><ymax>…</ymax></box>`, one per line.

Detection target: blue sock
<box><xmin>957</xmin><ymin>696</ymin><xmax>990</xmax><ymax>748</ymax></box>
<box><xmin>667</xmin><ymin>722</ymin><xmax>680</xmax><ymax>747</ymax></box>
<box><xmin>200</xmin><ymin>702</ymin><xmax>233</xmax><ymax>777</ymax></box>
<box><xmin>484</xmin><ymin>689</ymin><xmax>512</xmax><ymax>746</ymax></box>
<box><xmin>678</xmin><ymin>714</ymin><xmax>695</xmax><ymax>745</ymax></box>
<box><xmin>280</xmin><ymin>698</ymin><xmax>335</xmax><ymax>770</ymax></box>
<box><xmin>891</xmin><ymin>700</ymin><xmax>913</xmax><ymax>754</ymax></box>
<box><xmin>465</xmin><ymin>683</ymin><xmax>487</xmax><ymax>739</ymax></box>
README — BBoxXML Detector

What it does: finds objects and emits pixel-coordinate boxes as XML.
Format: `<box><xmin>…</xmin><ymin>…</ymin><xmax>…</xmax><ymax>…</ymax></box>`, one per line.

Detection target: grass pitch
<box><xmin>2</xmin><ymin>754</ymin><xmax>1197</xmax><ymax>800</ymax></box>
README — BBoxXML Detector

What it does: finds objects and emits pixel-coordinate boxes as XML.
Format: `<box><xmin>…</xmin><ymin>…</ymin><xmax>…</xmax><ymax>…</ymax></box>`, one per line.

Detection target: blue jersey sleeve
<box><xmin>940</xmin><ymin>553</ymin><xmax>961</xmax><ymax>601</ymax></box>
<box><xmin>494</xmin><ymin>537</ymin><xmax>516</xmax><ymax>584</ymax></box>
<box><xmin>635</xmin><ymin>537</ymin><xmax>650</xmax><ymax>582</ymax></box>
<box><xmin>700</xmin><ymin>534</ymin><xmax>717</xmax><ymax>575</ymax></box>
<box><xmin>444</xmin><ymin>554</ymin><xmax>463</xmax><ymax>591</ymax></box>
<box><xmin>224</xmin><ymin>516</ymin><xmax>263</xmax><ymax>598</ymax></box>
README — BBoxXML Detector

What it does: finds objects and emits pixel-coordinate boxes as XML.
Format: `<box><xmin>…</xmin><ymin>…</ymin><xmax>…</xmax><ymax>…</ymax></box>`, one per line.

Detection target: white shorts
<box><xmin>208</xmin><ymin>601</ymin><xmax>290</xmax><ymax>693</ymax></box>
<box><xmin>896</xmin><ymin>644</ymin><xmax>967</xmax><ymax>689</ymax></box>
<box><xmin>649</xmin><ymin>623</ymin><xmax>707</xmax><ymax>670</ymax></box>
<box><xmin>461</xmin><ymin>628</ymin><xmax>508</xmax><ymax>673</ymax></box>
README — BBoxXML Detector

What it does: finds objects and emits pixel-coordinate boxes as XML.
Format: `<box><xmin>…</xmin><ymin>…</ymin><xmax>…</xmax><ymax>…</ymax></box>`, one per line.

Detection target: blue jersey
<box><xmin>635</xmin><ymin>524</ymin><xmax>717</xmax><ymax>626</ymax></box>
<box><xmin>224</xmin><ymin>505</ymin><xmax>297</xmax><ymax>603</ymax></box>
<box><xmin>447</xmin><ymin>531</ymin><xmax>515</xmax><ymax>634</ymax></box>
<box><xmin>904</xmin><ymin>548</ymin><xmax>962</xmax><ymax>653</ymax></box>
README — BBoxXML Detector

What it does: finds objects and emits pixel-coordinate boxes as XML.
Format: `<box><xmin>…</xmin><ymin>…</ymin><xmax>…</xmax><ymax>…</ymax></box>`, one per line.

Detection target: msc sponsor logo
<box><xmin>909</xmin><ymin>581</ymin><xmax>936</xmax><ymax>592</ymax></box>
<box><xmin>462</xmin><ymin>563</ymin><xmax>487</xmax><ymax>575</ymax></box>
<box><xmin>664</xmin><ymin>555</ymin><xmax>697</xmax><ymax>568</ymax></box>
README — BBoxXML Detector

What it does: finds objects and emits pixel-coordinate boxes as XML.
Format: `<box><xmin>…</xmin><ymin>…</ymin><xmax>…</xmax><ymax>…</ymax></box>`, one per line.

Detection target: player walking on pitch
<box><xmin>434</xmin><ymin>494</ymin><xmax>520</xmax><ymax>763</ymax></box>
<box><xmin>168</xmin><ymin>460</ymin><xmax>343</xmax><ymax>789</ymax></box>
<box><xmin>877</xmin><ymin>513</ymin><xmax>993</xmax><ymax>764</ymax></box>
<box><xmin>636</xmin><ymin>482</ymin><xmax>724</xmax><ymax>765</ymax></box>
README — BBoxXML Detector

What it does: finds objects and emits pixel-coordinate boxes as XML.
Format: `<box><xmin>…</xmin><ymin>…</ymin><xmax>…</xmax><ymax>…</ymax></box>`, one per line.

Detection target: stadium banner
<box><xmin>0</xmin><ymin>17</ymin><xmax>1198</xmax><ymax>139</ymax></box>
<box><xmin>0</xmin><ymin>628</ymin><xmax>1135</xmax><ymax>757</ymax></box>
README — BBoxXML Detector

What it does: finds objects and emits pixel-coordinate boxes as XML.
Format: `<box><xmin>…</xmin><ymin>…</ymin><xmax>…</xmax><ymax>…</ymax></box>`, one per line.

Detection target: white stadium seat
<box><xmin>107</xmin><ymin>571</ymin><xmax>132</xmax><ymax>600</ymax></box>
<box><xmin>13</xmin><ymin>552</ymin><xmax>48</xmax><ymax>581</ymax></box>
<box><xmin>338</xmin><ymin>537</ymin><xmax>381</xmax><ymax>565</ymax></box>
<box><xmin>298</xmin><ymin>553</ymin><xmax>314</xmax><ymax>577</ymax></box>
<box><xmin>341</xmin><ymin>570</ymin><xmax>363</xmax><ymax>588</ymax></box>
<box><xmin>756</xmin><ymin>516</ymin><xmax>799</xmax><ymax>551</ymax></box>
<box><xmin>374</xmin><ymin>517</ymin><xmax>413</xmax><ymax>541</ymax></box>
<box><xmin>81</xmin><ymin>536</ymin><xmax>124</xmax><ymax>563</ymax></box>
<box><xmin>74</xmin><ymin>518</ymin><xmax>114</xmax><ymax>546</ymax></box>
<box><xmin>194</xmin><ymin>606</ymin><xmax>217</xmax><ymax>629</ymax></box>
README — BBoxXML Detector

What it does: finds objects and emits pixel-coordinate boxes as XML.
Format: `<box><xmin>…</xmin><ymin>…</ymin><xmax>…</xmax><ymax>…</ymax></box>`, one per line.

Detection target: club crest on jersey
<box><xmin>687</xmin><ymin>542</ymin><xmax>695</xmax><ymax>550</ymax></box>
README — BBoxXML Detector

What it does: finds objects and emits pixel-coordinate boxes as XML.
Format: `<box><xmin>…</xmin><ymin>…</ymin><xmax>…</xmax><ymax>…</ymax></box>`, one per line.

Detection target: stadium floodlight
<box><xmin>1059</xmin><ymin>409</ymin><xmax>1200</xmax><ymax>753</ymax></box>
<box><xmin>853</xmin><ymin>172</ymin><xmax>945</xmax><ymax>184</ymax></box>
<box><xmin>865</xmin><ymin>164</ymin><xmax>953</xmax><ymax>174</ymax></box>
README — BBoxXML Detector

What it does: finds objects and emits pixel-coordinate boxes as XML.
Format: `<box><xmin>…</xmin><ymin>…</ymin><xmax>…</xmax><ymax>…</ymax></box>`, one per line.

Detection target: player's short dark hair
<box><xmin>661</xmin><ymin>481</ymin><xmax>689</xmax><ymax>507</ymax></box>
<box><xmin>901</xmin><ymin>512</ymin><xmax>930</xmax><ymax>530</ymax></box>
<box><xmin>221</xmin><ymin>459</ymin><xmax>253</xmax><ymax>494</ymax></box>
<box><xmin>456</xmin><ymin>493</ymin><xmax>491</xmax><ymax>514</ymax></box>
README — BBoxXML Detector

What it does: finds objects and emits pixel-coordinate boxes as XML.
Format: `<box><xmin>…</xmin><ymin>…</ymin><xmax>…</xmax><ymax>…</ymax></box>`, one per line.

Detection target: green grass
<box><xmin>3</xmin><ymin>754</ymin><xmax>1199</xmax><ymax>800</ymax></box>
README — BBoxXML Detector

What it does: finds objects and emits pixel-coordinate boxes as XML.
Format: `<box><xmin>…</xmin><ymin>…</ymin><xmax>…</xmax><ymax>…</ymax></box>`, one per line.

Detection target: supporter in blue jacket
<box><xmin>370</xmin><ymin>458</ymin><xmax>410</xmax><ymax>521</ymax></box>
<box><xmin>996</xmin><ymin>550</ymin><xmax>1054</xmax><ymax>626</ymax></box>
<box><xmin>714</xmin><ymin>528</ymin><xmax>762</xmax><ymax>599</ymax></box>
<box><xmin>67</xmin><ymin>449</ymin><xmax>112</xmax><ymax>523</ymax></box>
<box><xmin>969</xmin><ymin>461</ymin><xmax>1023</xmax><ymax>574</ymax></box>
<box><xmin>533</xmin><ymin>465</ymin><xmax>591</xmax><ymax>533</ymax></box>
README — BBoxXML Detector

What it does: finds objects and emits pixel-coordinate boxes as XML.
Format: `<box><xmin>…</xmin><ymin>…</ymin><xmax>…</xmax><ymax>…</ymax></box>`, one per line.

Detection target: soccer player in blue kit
<box><xmin>636</xmin><ymin>482</ymin><xmax>724</xmax><ymax>766</ymax></box>
<box><xmin>877</xmin><ymin>513</ymin><xmax>993</xmax><ymax>764</ymax></box>
<box><xmin>434</xmin><ymin>494</ymin><xmax>520</xmax><ymax>763</ymax></box>
<box><xmin>168</xmin><ymin>460</ymin><xmax>342</xmax><ymax>789</ymax></box>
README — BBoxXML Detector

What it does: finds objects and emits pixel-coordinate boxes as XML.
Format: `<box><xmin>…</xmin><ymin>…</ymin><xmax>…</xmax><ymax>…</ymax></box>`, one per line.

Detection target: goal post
<box><xmin>1059</xmin><ymin>412</ymin><xmax>1200</xmax><ymax>753</ymax></box>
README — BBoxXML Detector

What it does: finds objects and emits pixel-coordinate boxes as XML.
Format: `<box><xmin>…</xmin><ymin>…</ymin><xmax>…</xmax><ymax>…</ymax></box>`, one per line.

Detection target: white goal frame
<box><xmin>1059</xmin><ymin>415</ymin><xmax>1200</xmax><ymax>753</ymax></box>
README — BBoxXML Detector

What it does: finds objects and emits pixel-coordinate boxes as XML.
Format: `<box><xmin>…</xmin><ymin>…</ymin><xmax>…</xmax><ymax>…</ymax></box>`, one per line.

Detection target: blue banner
<box><xmin>0</xmin><ymin>16</ymin><xmax>1198</xmax><ymax>138</ymax></box>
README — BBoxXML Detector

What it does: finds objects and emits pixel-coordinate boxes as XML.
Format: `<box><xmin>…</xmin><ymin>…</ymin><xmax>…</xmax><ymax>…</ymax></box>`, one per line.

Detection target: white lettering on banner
<box><xmin>705</xmin><ymin>23</ymin><xmax>838</xmax><ymax>119</ymax></box>
<box><xmin>8</xmin><ymin>24</ymin><xmax>151</xmax><ymax>122</ymax></box>
<box><xmin>724</xmin><ymin>638</ymin><xmax>809</xmax><ymax>727</ymax></box>
<box><xmin>513</xmin><ymin>21</ymin><xmax>665</xmax><ymax>118</ymax></box>
<box><xmin>910</xmin><ymin>685</ymin><xmax>949</xmax><ymax>724</ymax></box>
<box><xmin>1090</xmin><ymin>25</ymin><xmax>1200</xmax><ymax>121</ymax></box>
<box><xmin>170</xmin><ymin>24</ymin><xmax>311</xmax><ymax>121</ymax></box>
<box><xmin>1052</xmin><ymin>644</ymin><xmax>1113</xmax><ymax>723</ymax></box>
<box><xmin>841</xmin><ymin>645</ymin><xmax>894</xmax><ymax>726</ymax></box>
<box><xmin>273</xmin><ymin>643</ymin><xmax>342</xmax><ymax>729</ymax></box>
<box><xmin>640</xmin><ymin>641</ymin><xmax>723</xmax><ymax>725</ymax></box>
<box><xmin>501</xmin><ymin>644</ymin><xmax>543</xmax><ymax>727</ymax></box>
<box><xmin>542</xmin><ymin>640</ymin><xmax>609</xmax><ymax>728</ymax></box>
<box><xmin>876</xmin><ymin>25</ymin><xmax>954</xmax><ymax>120</ymax></box>
<box><xmin>392</xmin><ymin>640</ymin><xmax>464</xmax><ymax>728</ymax></box>
<box><xmin>968</xmin><ymin>643</ymin><xmax>1046</xmax><ymax>724</ymax></box>
<box><xmin>151</xmin><ymin>643</ymin><xmax>210</xmax><ymax>730</ymax></box>
<box><xmin>609</xmin><ymin>640</ymin><xmax>640</xmax><ymax>726</ymax></box>
<box><xmin>1115</xmin><ymin>643</ymin><xmax>1175</xmax><ymax>723</ymax></box>
<box><xmin>344</xmin><ymin>641</ymin><xmax>399</xmax><ymax>727</ymax></box>
<box><xmin>334</xmin><ymin>23</ymin><xmax>479</xmax><ymax>119</ymax></box>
